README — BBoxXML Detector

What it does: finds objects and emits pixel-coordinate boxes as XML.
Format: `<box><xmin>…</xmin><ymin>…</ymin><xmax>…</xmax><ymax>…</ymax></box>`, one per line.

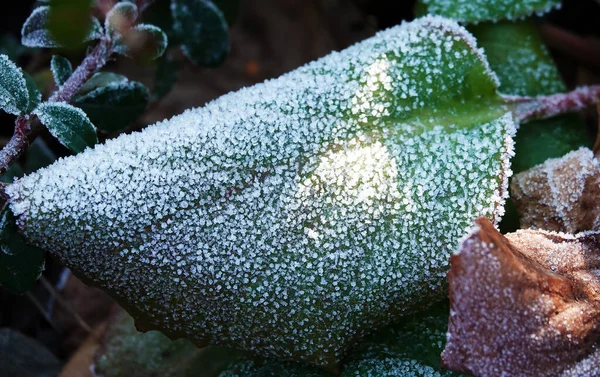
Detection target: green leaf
<box><xmin>50</xmin><ymin>55</ymin><xmax>73</xmax><ymax>87</ymax></box>
<box><xmin>0</xmin><ymin>206</ymin><xmax>45</xmax><ymax>295</ymax></box>
<box><xmin>105</xmin><ymin>1</ymin><xmax>139</xmax><ymax>39</ymax></box>
<box><xmin>78</xmin><ymin>72</ymin><xmax>129</xmax><ymax>95</ymax></box>
<box><xmin>6</xmin><ymin>18</ymin><xmax>515</xmax><ymax>368</ymax></box>
<box><xmin>113</xmin><ymin>23</ymin><xmax>168</xmax><ymax>61</ymax></box>
<box><xmin>21</xmin><ymin>5</ymin><xmax>102</xmax><ymax>48</ymax></box>
<box><xmin>211</xmin><ymin>0</ymin><xmax>240</xmax><ymax>26</ymax></box>
<box><xmin>94</xmin><ymin>310</ymin><xmax>246</xmax><ymax>377</ymax></box>
<box><xmin>0</xmin><ymin>54</ymin><xmax>29</xmax><ymax>115</ymax></box>
<box><xmin>73</xmin><ymin>80</ymin><xmax>150</xmax><ymax>133</ymax></box>
<box><xmin>24</xmin><ymin>72</ymin><xmax>42</xmax><ymax>114</ymax></box>
<box><xmin>414</xmin><ymin>0</ymin><xmax>561</xmax><ymax>23</ymax></box>
<box><xmin>152</xmin><ymin>55</ymin><xmax>182</xmax><ymax>100</ymax></box>
<box><xmin>171</xmin><ymin>0</ymin><xmax>230</xmax><ymax>66</ymax></box>
<box><xmin>0</xmin><ymin>328</ymin><xmax>60</xmax><ymax>376</ymax></box>
<box><xmin>34</xmin><ymin>102</ymin><xmax>98</xmax><ymax>153</ymax></box>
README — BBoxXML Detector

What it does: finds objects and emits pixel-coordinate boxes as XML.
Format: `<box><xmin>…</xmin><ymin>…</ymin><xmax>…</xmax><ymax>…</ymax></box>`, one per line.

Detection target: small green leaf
<box><xmin>105</xmin><ymin>1</ymin><xmax>139</xmax><ymax>39</ymax></box>
<box><xmin>211</xmin><ymin>0</ymin><xmax>240</xmax><ymax>26</ymax></box>
<box><xmin>152</xmin><ymin>55</ymin><xmax>182</xmax><ymax>101</ymax></box>
<box><xmin>24</xmin><ymin>72</ymin><xmax>41</xmax><ymax>114</ymax></box>
<box><xmin>171</xmin><ymin>0</ymin><xmax>229</xmax><ymax>66</ymax></box>
<box><xmin>113</xmin><ymin>24</ymin><xmax>168</xmax><ymax>61</ymax></box>
<box><xmin>0</xmin><ymin>54</ymin><xmax>29</xmax><ymax>115</ymax></box>
<box><xmin>415</xmin><ymin>0</ymin><xmax>561</xmax><ymax>23</ymax></box>
<box><xmin>0</xmin><ymin>206</ymin><xmax>45</xmax><ymax>295</ymax></box>
<box><xmin>22</xmin><ymin>5</ymin><xmax>102</xmax><ymax>48</ymax></box>
<box><xmin>73</xmin><ymin>80</ymin><xmax>150</xmax><ymax>133</ymax></box>
<box><xmin>34</xmin><ymin>102</ymin><xmax>98</xmax><ymax>153</ymax></box>
<box><xmin>78</xmin><ymin>72</ymin><xmax>129</xmax><ymax>96</ymax></box>
<box><xmin>50</xmin><ymin>55</ymin><xmax>73</xmax><ymax>87</ymax></box>
<box><xmin>0</xmin><ymin>328</ymin><xmax>61</xmax><ymax>376</ymax></box>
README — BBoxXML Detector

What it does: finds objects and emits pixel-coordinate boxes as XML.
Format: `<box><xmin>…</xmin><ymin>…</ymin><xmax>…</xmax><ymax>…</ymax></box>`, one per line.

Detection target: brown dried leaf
<box><xmin>441</xmin><ymin>218</ymin><xmax>600</xmax><ymax>377</ymax></box>
<box><xmin>511</xmin><ymin>147</ymin><xmax>600</xmax><ymax>233</ymax></box>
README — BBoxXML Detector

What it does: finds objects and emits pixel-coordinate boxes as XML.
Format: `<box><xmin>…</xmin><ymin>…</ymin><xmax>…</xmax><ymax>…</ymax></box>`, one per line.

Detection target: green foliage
<box><xmin>0</xmin><ymin>206</ymin><xmax>45</xmax><ymax>295</ymax></box>
<box><xmin>414</xmin><ymin>0</ymin><xmax>561</xmax><ymax>23</ymax></box>
<box><xmin>23</xmin><ymin>72</ymin><xmax>42</xmax><ymax>114</ymax></box>
<box><xmin>0</xmin><ymin>54</ymin><xmax>31</xmax><ymax>115</ymax></box>
<box><xmin>34</xmin><ymin>102</ymin><xmax>98</xmax><ymax>153</ymax></box>
<box><xmin>21</xmin><ymin>5</ymin><xmax>102</xmax><ymax>48</ymax></box>
<box><xmin>0</xmin><ymin>328</ymin><xmax>60</xmax><ymax>376</ymax></box>
<box><xmin>78</xmin><ymin>72</ymin><xmax>129</xmax><ymax>94</ymax></box>
<box><xmin>172</xmin><ymin>0</ymin><xmax>230</xmax><ymax>66</ymax></box>
<box><xmin>212</xmin><ymin>0</ymin><xmax>241</xmax><ymax>26</ymax></box>
<box><xmin>50</xmin><ymin>55</ymin><xmax>73</xmax><ymax>87</ymax></box>
<box><xmin>73</xmin><ymin>79</ymin><xmax>150</xmax><ymax>133</ymax></box>
<box><xmin>94</xmin><ymin>311</ymin><xmax>247</xmax><ymax>377</ymax></box>
<box><xmin>47</xmin><ymin>0</ymin><xmax>101</xmax><ymax>48</ymax></box>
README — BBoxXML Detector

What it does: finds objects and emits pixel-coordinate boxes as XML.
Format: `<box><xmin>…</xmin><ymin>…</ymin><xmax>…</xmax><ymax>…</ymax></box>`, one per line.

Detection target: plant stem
<box><xmin>510</xmin><ymin>85</ymin><xmax>600</xmax><ymax>123</ymax></box>
<box><xmin>0</xmin><ymin>38</ymin><xmax>114</xmax><ymax>197</ymax></box>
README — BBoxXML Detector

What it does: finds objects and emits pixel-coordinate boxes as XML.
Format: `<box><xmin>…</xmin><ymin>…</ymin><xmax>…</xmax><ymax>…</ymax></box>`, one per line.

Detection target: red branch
<box><xmin>509</xmin><ymin>85</ymin><xmax>600</xmax><ymax>123</ymax></box>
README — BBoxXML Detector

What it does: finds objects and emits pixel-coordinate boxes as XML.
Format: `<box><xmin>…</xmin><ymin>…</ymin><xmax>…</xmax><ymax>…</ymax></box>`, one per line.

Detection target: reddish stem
<box><xmin>510</xmin><ymin>85</ymin><xmax>600</xmax><ymax>123</ymax></box>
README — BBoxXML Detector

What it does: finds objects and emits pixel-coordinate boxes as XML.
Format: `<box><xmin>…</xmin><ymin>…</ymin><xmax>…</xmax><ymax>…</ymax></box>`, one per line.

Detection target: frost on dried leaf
<box><xmin>442</xmin><ymin>218</ymin><xmax>600</xmax><ymax>377</ymax></box>
<box><xmin>7</xmin><ymin>16</ymin><xmax>514</xmax><ymax>369</ymax></box>
<box><xmin>511</xmin><ymin>147</ymin><xmax>600</xmax><ymax>233</ymax></box>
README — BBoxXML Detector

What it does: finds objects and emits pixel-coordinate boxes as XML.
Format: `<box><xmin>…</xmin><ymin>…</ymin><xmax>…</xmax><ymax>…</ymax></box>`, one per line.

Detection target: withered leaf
<box><xmin>442</xmin><ymin>217</ymin><xmax>600</xmax><ymax>377</ymax></box>
<box><xmin>511</xmin><ymin>147</ymin><xmax>600</xmax><ymax>233</ymax></box>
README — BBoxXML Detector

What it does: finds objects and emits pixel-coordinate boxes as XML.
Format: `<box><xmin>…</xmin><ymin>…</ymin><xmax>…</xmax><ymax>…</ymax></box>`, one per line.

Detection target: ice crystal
<box><xmin>7</xmin><ymin>16</ymin><xmax>514</xmax><ymax>368</ymax></box>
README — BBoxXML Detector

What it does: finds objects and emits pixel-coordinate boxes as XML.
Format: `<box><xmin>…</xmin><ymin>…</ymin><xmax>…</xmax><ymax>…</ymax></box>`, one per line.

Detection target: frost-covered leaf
<box><xmin>212</xmin><ymin>0</ymin><xmax>241</xmax><ymax>26</ymax></box>
<box><xmin>24</xmin><ymin>72</ymin><xmax>41</xmax><ymax>114</ymax></box>
<box><xmin>152</xmin><ymin>55</ymin><xmax>182</xmax><ymax>101</ymax></box>
<box><xmin>0</xmin><ymin>54</ymin><xmax>29</xmax><ymax>115</ymax></box>
<box><xmin>105</xmin><ymin>1</ymin><xmax>139</xmax><ymax>39</ymax></box>
<box><xmin>78</xmin><ymin>72</ymin><xmax>129</xmax><ymax>95</ymax></box>
<box><xmin>511</xmin><ymin>148</ymin><xmax>600</xmax><ymax>233</ymax></box>
<box><xmin>21</xmin><ymin>6</ymin><xmax>102</xmax><ymax>48</ymax></box>
<box><xmin>171</xmin><ymin>0</ymin><xmax>229</xmax><ymax>66</ymax></box>
<box><xmin>0</xmin><ymin>206</ymin><xmax>45</xmax><ymax>295</ymax></box>
<box><xmin>6</xmin><ymin>17</ymin><xmax>515</xmax><ymax>368</ymax></box>
<box><xmin>93</xmin><ymin>310</ymin><xmax>246</xmax><ymax>377</ymax></box>
<box><xmin>73</xmin><ymin>80</ymin><xmax>150</xmax><ymax>132</ymax></box>
<box><xmin>113</xmin><ymin>23</ymin><xmax>168</xmax><ymax>60</ymax></box>
<box><xmin>442</xmin><ymin>218</ymin><xmax>600</xmax><ymax>376</ymax></box>
<box><xmin>50</xmin><ymin>55</ymin><xmax>73</xmax><ymax>87</ymax></box>
<box><xmin>0</xmin><ymin>328</ymin><xmax>60</xmax><ymax>376</ymax></box>
<box><xmin>415</xmin><ymin>0</ymin><xmax>561</xmax><ymax>23</ymax></box>
<box><xmin>34</xmin><ymin>102</ymin><xmax>98</xmax><ymax>153</ymax></box>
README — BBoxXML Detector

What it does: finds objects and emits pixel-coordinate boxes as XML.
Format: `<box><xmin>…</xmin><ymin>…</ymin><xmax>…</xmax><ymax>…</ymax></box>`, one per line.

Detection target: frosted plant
<box><xmin>6</xmin><ymin>16</ymin><xmax>518</xmax><ymax>369</ymax></box>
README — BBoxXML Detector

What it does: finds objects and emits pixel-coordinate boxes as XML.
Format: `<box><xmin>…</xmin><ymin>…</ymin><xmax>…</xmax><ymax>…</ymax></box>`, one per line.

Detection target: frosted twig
<box><xmin>509</xmin><ymin>85</ymin><xmax>600</xmax><ymax>123</ymax></box>
<box><xmin>0</xmin><ymin>37</ymin><xmax>114</xmax><ymax>197</ymax></box>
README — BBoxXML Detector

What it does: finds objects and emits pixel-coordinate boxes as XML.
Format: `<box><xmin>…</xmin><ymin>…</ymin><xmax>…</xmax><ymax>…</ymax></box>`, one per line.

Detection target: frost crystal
<box><xmin>7</xmin><ymin>16</ymin><xmax>514</xmax><ymax>368</ymax></box>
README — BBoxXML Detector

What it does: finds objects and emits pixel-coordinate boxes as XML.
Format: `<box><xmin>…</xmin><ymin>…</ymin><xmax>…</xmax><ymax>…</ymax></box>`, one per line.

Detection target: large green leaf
<box><xmin>73</xmin><ymin>80</ymin><xmax>150</xmax><ymax>133</ymax></box>
<box><xmin>0</xmin><ymin>54</ymin><xmax>29</xmax><ymax>115</ymax></box>
<box><xmin>6</xmin><ymin>17</ymin><xmax>515</xmax><ymax>369</ymax></box>
<box><xmin>34</xmin><ymin>102</ymin><xmax>98</xmax><ymax>153</ymax></box>
<box><xmin>414</xmin><ymin>0</ymin><xmax>561</xmax><ymax>23</ymax></box>
<box><xmin>0</xmin><ymin>206</ymin><xmax>45</xmax><ymax>295</ymax></box>
<box><xmin>171</xmin><ymin>0</ymin><xmax>230</xmax><ymax>66</ymax></box>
